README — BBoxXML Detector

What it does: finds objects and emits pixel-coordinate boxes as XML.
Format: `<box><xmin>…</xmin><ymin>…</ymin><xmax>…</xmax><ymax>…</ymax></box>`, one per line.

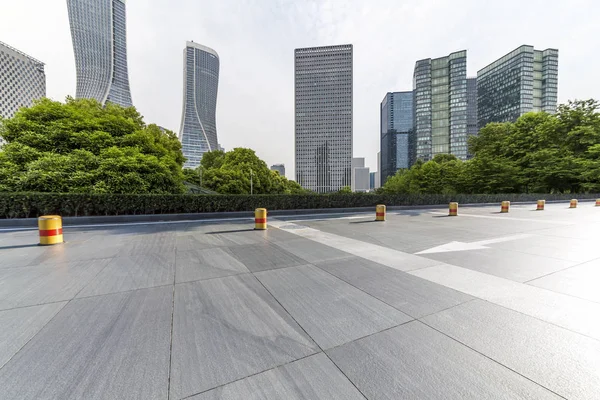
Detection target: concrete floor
<box><xmin>0</xmin><ymin>202</ymin><xmax>599</xmax><ymax>399</ymax></box>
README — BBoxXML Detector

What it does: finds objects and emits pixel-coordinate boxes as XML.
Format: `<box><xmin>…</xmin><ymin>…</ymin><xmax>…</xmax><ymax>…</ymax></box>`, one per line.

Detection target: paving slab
<box><xmin>175</xmin><ymin>247</ymin><xmax>249</xmax><ymax>283</ymax></box>
<box><xmin>170</xmin><ymin>274</ymin><xmax>318</xmax><ymax>399</ymax></box>
<box><xmin>76</xmin><ymin>253</ymin><xmax>176</xmax><ymax>297</ymax></box>
<box><xmin>190</xmin><ymin>353</ymin><xmax>365</xmax><ymax>400</ymax></box>
<box><xmin>116</xmin><ymin>233</ymin><xmax>177</xmax><ymax>256</ymax></box>
<box><xmin>423</xmin><ymin>299</ymin><xmax>600</xmax><ymax>400</ymax></box>
<box><xmin>420</xmin><ymin>247</ymin><xmax>576</xmax><ymax>282</ymax></box>
<box><xmin>0</xmin><ymin>259</ymin><xmax>111</xmax><ymax>310</ymax></box>
<box><xmin>226</xmin><ymin>243</ymin><xmax>307</xmax><ymax>272</ymax></box>
<box><xmin>0</xmin><ymin>302</ymin><xmax>66</xmax><ymax>368</ymax></box>
<box><xmin>528</xmin><ymin>258</ymin><xmax>600</xmax><ymax>302</ymax></box>
<box><xmin>273</xmin><ymin>238</ymin><xmax>352</xmax><ymax>263</ymax></box>
<box><xmin>327</xmin><ymin>321</ymin><xmax>560</xmax><ymax>400</ymax></box>
<box><xmin>316</xmin><ymin>256</ymin><xmax>473</xmax><ymax>318</ymax></box>
<box><xmin>256</xmin><ymin>264</ymin><xmax>411</xmax><ymax>349</ymax></box>
<box><xmin>0</xmin><ymin>286</ymin><xmax>173</xmax><ymax>400</ymax></box>
<box><xmin>411</xmin><ymin>263</ymin><xmax>600</xmax><ymax>340</ymax></box>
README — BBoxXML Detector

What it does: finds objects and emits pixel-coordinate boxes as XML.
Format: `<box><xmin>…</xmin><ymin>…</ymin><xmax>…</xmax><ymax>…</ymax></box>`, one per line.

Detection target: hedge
<box><xmin>1</xmin><ymin>192</ymin><xmax>599</xmax><ymax>219</ymax></box>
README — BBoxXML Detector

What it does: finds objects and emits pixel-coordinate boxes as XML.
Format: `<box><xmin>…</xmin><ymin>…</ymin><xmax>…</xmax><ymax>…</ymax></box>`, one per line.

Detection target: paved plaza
<box><xmin>1</xmin><ymin>202</ymin><xmax>600</xmax><ymax>399</ymax></box>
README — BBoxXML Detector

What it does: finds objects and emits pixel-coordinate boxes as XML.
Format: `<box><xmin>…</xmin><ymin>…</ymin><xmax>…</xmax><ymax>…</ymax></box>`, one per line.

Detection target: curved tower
<box><xmin>66</xmin><ymin>0</ymin><xmax>132</xmax><ymax>107</ymax></box>
<box><xmin>179</xmin><ymin>41</ymin><xmax>219</xmax><ymax>169</ymax></box>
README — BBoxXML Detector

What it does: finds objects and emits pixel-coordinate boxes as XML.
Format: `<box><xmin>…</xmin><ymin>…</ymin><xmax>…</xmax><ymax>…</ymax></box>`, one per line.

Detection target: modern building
<box><xmin>375</xmin><ymin>152</ymin><xmax>381</xmax><ymax>189</ymax></box>
<box><xmin>370</xmin><ymin>172</ymin><xmax>376</xmax><ymax>190</ymax></box>
<box><xmin>295</xmin><ymin>44</ymin><xmax>353</xmax><ymax>193</ymax></box>
<box><xmin>179</xmin><ymin>41</ymin><xmax>220</xmax><ymax>169</ymax></box>
<box><xmin>413</xmin><ymin>50</ymin><xmax>468</xmax><ymax>163</ymax></box>
<box><xmin>351</xmin><ymin>158</ymin><xmax>369</xmax><ymax>192</ymax></box>
<box><xmin>380</xmin><ymin>91</ymin><xmax>413</xmax><ymax>183</ymax></box>
<box><xmin>466</xmin><ymin>77</ymin><xmax>478</xmax><ymax>156</ymax></box>
<box><xmin>270</xmin><ymin>164</ymin><xmax>286</xmax><ymax>177</ymax></box>
<box><xmin>477</xmin><ymin>45</ymin><xmax>558</xmax><ymax>129</ymax></box>
<box><xmin>67</xmin><ymin>0</ymin><xmax>133</xmax><ymax>107</ymax></box>
<box><xmin>0</xmin><ymin>41</ymin><xmax>46</xmax><ymax>121</ymax></box>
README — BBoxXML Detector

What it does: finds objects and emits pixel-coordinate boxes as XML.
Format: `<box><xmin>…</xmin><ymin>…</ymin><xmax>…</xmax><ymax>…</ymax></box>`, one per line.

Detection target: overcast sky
<box><xmin>2</xmin><ymin>0</ymin><xmax>599</xmax><ymax>176</ymax></box>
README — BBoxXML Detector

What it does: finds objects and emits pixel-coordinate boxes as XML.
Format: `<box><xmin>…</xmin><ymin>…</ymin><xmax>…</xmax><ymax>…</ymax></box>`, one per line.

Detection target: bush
<box><xmin>1</xmin><ymin>192</ymin><xmax>599</xmax><ymax>219</ymax></box>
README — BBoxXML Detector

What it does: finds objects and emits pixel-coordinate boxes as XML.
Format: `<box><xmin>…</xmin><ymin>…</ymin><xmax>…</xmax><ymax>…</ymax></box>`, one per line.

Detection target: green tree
<box><xmin>0</xmin><ymin>97</ymin><xmax>185</xmax><ymax>194</ymax></box>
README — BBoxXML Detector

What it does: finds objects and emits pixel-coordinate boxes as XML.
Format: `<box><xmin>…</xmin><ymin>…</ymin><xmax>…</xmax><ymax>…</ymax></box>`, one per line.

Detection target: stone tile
<box><xmin>190</xmin><ymin>353</ymin><xmax>364</xmax><ymax>400</ymax></box>
<box><xmin>116</xmin><ymin>233</ymin><xmax>177</xmax><ymax>256</ymax></box>
<box><xmin>0</xmin><ymin>259</ymin><xmax>111</xmax><ymax>310</ymax></box>
<box><xmin>273</xmin><ymin>238</ymin><xmax>352</xmax><ymax>263</ymax></box>
<box><xmin>0</xmin><ymin>245</ymin><xmax>54</xmax><ymax>269</ymax></box>
<box><xmin>316</xmin><ymin>256</ymin><xmax>473</xmax><ymax>318</ymax></box>
<box><xmin>421</xmin><ymin>248</ymin><xmax>576</xmax><ymax>282</ymax></box>
<box><xmin>0</xmin><ymin>302</ymin><xmax>66</xmax><ymax>368</ymax></box>
<box><xmin>170</xmin><ymin>274</ymin><xmax>318</xmax><ymax>399</ymax></box>
<box><xmin>175</xmin><ymin>248</ymin><xmax>250</xmax><ymax>283</ymax></box>
<box><xmin>528</xmin><ymin>258</ymin><xmax>600</xmax><ymax>302</ymax></box>
<box><xmin>256</xmin><ymin>265</ymin><xmax>411</xmax><ymax>349</ymax></box>
<box><xmin>76</xmin><ymin>253</ymin><xmax>176</xmax><ymax>298</ymax></box>
<box><xmin>227</xmin><ymin>243</ymin><xmax>307</xmax><ymax>272</ymax></box>
<box><xmin>327</xmin><ymin>321</ymin><xmax>560</xmax><ymax>400</ymax></box>
<box><xmin>410</xmin><ymin>263</ymin><xmax>600</xmax><ymax>340</ymax></box>
<box><xmin>175</xmin><ymin>233</ymin><xmax>232</xmax><ymax>251</ymax></box>
<box><xmin>423</xmin><ymin>300</ymin><xmax>600</xmax><ymax>400</ymax></box>
<box><xmin>0</xmin><ymin>286</ymin><xmax>172</xmax><ymax>400</ymax></box>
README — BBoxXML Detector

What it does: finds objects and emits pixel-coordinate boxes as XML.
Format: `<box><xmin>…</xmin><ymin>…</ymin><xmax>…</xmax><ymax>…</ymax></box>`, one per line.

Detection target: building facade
<box><xmin>0</xmin><ymin>41</ymin><xmax>46</xmax><ymax>127</ymax></box>
<box><xmin>380</xmin><ymin>91</ymin><xmax>413</xmax><ymax>183</ymax></box>
<box><xmin>477</xmin><ymin>45</ymin><xmax>558</xmax><ymax>129</ymax></box>
<box><xmin>466</xmin><ymin>77</ymin><xmax>478</xmax><ymax>156</ymax></box>
<box><xmin>67</xmin><ymin>0</ymin><xmax>133</xmax><ymax>107</ymax></box>
<box><xmin>179</xmin><ymin>41</ymin><xmax>220</xmax><ymax>169</ymax></box>
<box><xmin>295</xmin><ymin>44</ymin><xmax>353</xmax><ymax>193</ymax></box>
<box><xmin>413</xmin><ymin>50</ymin><xmax>468</xmax><ymax>162</ymax></box>
<box><xmin>270</xmin><ymin>164</ymin><xmax>286</xmax><ymax>177</ymax></box>
<box><xmin>351</xmin><ymin>158</ymin><xmax>369</xmax><ymax>192</ymax></box>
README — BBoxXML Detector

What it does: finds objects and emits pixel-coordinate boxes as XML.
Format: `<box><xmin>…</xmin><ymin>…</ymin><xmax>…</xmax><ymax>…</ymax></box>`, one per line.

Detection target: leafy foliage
<box><xmin>0</xmin><ymin>98</ymin><xmax>186</xmax><ymax>194</ymax></box>
<box><xmin>382</xmin><ymin>100</ymin><xmax>600</xmax><ymax>194</ymax></box>
<box><xmin>197</xmin><ymin>148</ymin><xmax>308</xmax><ymax>194</ymax></box>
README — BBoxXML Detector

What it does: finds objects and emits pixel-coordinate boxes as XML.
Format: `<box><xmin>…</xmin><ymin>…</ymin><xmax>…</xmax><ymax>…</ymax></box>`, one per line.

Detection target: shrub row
<box><xmin>1</xmin><ymin>192</ymin><xmax>599</xmax><ymax>219</ymax></box>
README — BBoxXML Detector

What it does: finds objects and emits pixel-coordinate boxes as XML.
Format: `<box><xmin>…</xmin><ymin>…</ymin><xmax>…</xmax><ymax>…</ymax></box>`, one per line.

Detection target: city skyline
<box><xmin>66</xmin><ymin>0</ymin><xmax>133</xmax><ymax>107</ymax></box>
<box><xmin>2</xmin><ymin>0</ymin><xmax>598</xmax><ymax>177</ymax></box>
<box><xmin>179</xmin><ymin>41</ymin><xmax>220</xmax><ymax>169</ymax></box>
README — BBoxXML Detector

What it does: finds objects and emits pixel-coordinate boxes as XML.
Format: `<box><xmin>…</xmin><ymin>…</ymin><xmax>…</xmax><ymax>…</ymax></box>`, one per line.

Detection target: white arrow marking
<box><xmin>415</xmin><ymin>233</ymin><xmax>532</xmax><ymax>254</ymax></box>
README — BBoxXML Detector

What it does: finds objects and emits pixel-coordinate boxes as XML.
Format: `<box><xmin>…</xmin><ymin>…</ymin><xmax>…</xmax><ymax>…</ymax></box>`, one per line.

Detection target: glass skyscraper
<box><xmin>0</xmin><ymin>41</ymin><xmax>46</xmax><ymax>120</ymax></box>
<box><xmin>466</xmin><ymin>77</ymin><xmax>478</xmax><ymax>156</ymax></box>
<box><xmin>380</xmin><ymin>91</ymin><xmax>413</xmax><ymax>184</ymax></box>
<box><xmin>477</xmin><ymin>45</ymin><xmax>558</xmax><ymax>129</ymax></box>
<box><xmin>67</xmin><ymin>0</ymin><xmax>132</xmax><ymax>107</ymax></box>
<box><xmin>295</xmin><ymin>44</ymin><xmax>353</xmax><ymax>193</ymax></box>
<box><xmin>413</xmin><ymin>50</ymin><xmax>468</xmax><ymax>162</ymax></box>
<box><xmin>179</xmin><ymin>41</ymin><xmax>220</xmax><ymax>169</ymax></box>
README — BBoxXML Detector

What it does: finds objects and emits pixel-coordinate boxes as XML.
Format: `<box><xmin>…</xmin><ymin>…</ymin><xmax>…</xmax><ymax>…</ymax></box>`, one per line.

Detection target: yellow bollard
<box><xmin>38</xmin><ymin>215</ymin><xmax>63</xmax><ymax>246</ymax></box>
<box><xmin>536</xmin><ymin>200</ymin><xmax>545</xmax><ymax>211</ymax></box>
<box><xmin>254</xmin><ymin>208</ymin><xmax>267</xmax><ymax>230</ymax></box>
<box><xmin>570</xmin><ymin>199</ymin><xmax>578</xmax><ymax>209</ymax></box>
<box><xmin>501</xmin><ymin>201</ymin><xmax>510</xmax><ymax>213</ymax></box>
<box><xmin>596</xmin><ymin>199</ymin><xmax>600</xmax><ymax>207</ymax></box>
<box><xmin>375</xmin><ymin>205</ymin><xmax>386</xmax><ymax>221</ymax></box>
<box><xmin>449</xmin><ymin>202</ymin><xmax>458</xmax><ymax>217</ymax></box>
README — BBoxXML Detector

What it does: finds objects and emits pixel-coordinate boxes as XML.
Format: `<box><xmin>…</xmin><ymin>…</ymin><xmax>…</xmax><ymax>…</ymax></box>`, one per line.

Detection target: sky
<box><xmin>2</xmin><ymin>0</ymin><xmax>599</xmax><ymax>177</ymax></box>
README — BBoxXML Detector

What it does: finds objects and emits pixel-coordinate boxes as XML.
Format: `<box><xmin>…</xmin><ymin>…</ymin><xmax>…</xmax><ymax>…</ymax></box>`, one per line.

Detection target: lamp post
<box><xmin>250</xmin><ymin>168</ymin><xmax>253</xmax><ymax>195</ymax></box>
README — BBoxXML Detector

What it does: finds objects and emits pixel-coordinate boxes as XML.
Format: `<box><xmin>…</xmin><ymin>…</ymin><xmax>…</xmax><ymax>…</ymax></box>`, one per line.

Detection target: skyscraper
<box><xmin>0</xmin><ymin>41</ymin><xmax>46</xmax><ymax>146</ymax></box>
<box><xmin>477</xmin><ymin>45</ymin><xmax>558</xmax><ymax>129</ymax></box>
<box><xmin>67</xmin><ymin>0</ymin><xmax>133</xmax><ymax>107</ymax></box>
<box><xmin>295</xmin><ymin>44</ymin><xmax>353</xmax><ymax>193</ymax></box>
<box><xmin>179</xmin><ymin>41</ymin><xmax>220</xmax><ymax>169</ymax></box>
<box><xmin>466</xmin><ymin>77</ymin><xmax>478</xmax><ymax>155</ymax></box>
<box><xmin>380</xmin><ymin>91</ymin><xmax>413</xmax><ymax>183</ymax></box>
<box><xmin>413</xmin><ymin>50</ymin><xmax>468</xmax><ymax>162</ymax></box>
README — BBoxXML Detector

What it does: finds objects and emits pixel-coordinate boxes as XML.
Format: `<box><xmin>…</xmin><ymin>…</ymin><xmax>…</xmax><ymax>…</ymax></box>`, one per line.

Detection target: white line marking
<box><xmin>416</xmin><ymin>233</ymin><xmax>532</xmax><ymax>254</ymax></box>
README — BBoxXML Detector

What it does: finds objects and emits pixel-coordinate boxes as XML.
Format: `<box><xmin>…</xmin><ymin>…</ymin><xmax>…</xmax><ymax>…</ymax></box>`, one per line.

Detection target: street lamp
<box><xmin>250</xmin><ymin>168</ymin><xmax>253</xmax><ymax>195</ymax></box>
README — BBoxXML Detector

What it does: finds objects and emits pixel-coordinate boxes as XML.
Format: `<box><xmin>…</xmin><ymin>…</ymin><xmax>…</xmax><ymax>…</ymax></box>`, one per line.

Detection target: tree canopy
<box><xmin>184</xmin><ymin>148</ymin><xmax>307</xmax><ymax>195</ymax></box>
<box><xmin>382</xmin><ymin>99</ymin><xmax>600</xmax><ymax>194</ymax></box>
<box><xmin>0</xmin><ymin>98</ymin><xmax>186</xmax><ymax>194</ymax></box>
